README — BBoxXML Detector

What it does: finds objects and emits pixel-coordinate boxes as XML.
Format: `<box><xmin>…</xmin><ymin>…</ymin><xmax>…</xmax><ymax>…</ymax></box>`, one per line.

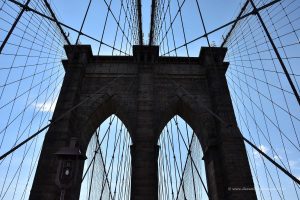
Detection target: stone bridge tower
<box><xmin>29</xmin><ymin>45</ymin><xmax>257</xmax><ymax>200</ymax></box>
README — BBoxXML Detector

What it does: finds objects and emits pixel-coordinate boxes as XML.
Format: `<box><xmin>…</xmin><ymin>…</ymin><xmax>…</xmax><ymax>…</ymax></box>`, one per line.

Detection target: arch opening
<box><xmin>79</xmin><ymin>115</ymin><xmax>132</xmax><ymax>200</ymax></box>
<box><xmin>158</xmin><ymin>115</ymin><xmax>208</xmax><ymax>200</ymax></box>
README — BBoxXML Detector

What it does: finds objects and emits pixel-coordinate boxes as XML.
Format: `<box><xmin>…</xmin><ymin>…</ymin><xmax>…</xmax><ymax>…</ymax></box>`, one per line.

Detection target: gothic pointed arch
<box><xmin>156</xmin><ymin>94</ymin><xmax>217</xmax><ymax>152</ymax></box>
<box><xmin>75</xmin><ymin>94</ymin><xmax>134</xmax><ymax>152</ymax></box>
<box><xmin>157</xmin><ymin>115</ymin><xmax>208</xmax><ymax>199</ymax></box>
<box><xmin>79</xmin><ymin>114</ymin><xmax>132</xmax><ymax>200</ymax></box>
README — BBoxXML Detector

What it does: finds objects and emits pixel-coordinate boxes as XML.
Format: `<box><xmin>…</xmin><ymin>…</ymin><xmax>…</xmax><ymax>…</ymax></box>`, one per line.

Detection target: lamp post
<box><xmin>54</xmin><ymin>138</ymin><xmax>86</xmax><ymax>200</ymax></box>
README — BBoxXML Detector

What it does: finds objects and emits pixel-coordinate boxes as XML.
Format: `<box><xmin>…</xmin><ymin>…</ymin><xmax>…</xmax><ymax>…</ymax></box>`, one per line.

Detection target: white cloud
<box><xmin>35</xmin><ymin>98</ymin><xmax>57</xmax><ymax>113</ymax></box>
<box><xmin>273</xmin><ymin>155</ymin><xmax>282</xmax><ymax>160</ymax></box>
<box><xmin>288</xmin><ymin>160</ymin><xmax>300</xmax><ymax>170</ymax></box>
<box><xmin>259</xmin><ymin>145</ymin><xmax>269</xmax><ymax>153</ymax></box>
<box><xmin>289</xmin><ymin>160</ymin><xmax>297</xmax><ymax>167</ymax></box>
<box><xmin>253</xmin><ymin>145</ymin><xmax>269</xmax><ymax>159</ymax></box>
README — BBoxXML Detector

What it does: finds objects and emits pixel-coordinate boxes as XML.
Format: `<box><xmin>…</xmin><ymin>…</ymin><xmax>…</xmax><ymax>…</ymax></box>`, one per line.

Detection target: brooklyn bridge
<box><xmin>0</xmin><ymin>0</ymin><xmax>299</xmax><ymax>199</ymax></box>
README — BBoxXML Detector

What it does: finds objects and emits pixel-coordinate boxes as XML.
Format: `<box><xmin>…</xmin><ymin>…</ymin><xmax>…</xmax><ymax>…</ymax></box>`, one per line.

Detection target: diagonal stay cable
<box><xmin>165</xmin><ymin>123</ymin><xmax>188</xmax><ymax>200</ymax></box>
<box><xmin>43</xmin><ymin>0</ymin><xmax>71</xmax><ymax>45</ymax></box>
<box><xmin>87</xmin><ymin>128</ymin><xmax>99</xmax><ymax>200</ymax></box>
<box><xmin>248</xmin><ymin>0</ymin><xmax>300</xmax><ymax>105</ymax></box>
<box><xmin>160</xmin><ymin>130</ymin><xmax>175</xmax><ymax>200</ymax></box>
<box><xmin>0</xmin><ymin>75</ymin><xmax>125</xmax><ymax>161</ymax></box>
<box><xmin>7</xmin><ymin>0</ymin><xmax>130</xmax><ymax>55</ymax></box>
<box><xmin>229</xmin><ymin>16</ymin><xmax>300</xmax><ymax>179</ymax></box>
<box><xmin>175</xmin><ymin>0</ymin><xmax>189</xmax><ymax>56</ymax></box>
<box><xmin>170</xmin><ymin>79</ymin><xmax>300</xmax><ymax>186</ymax></box>
<box><xmin>0</xmin><ymin>0</ymin><xmax>31</xmax><ymax>54</ymax></box>
<box><xmin>111</xmin><ymin>0</ymin><xmax>124</xmax><ymax>55</ymax></box>
<box><xmin>102</xmin><ymin>0</ymin><xmax>133</xmax><ymax>47</ymax></box>
<box><xmin>158</xmin><ymin>0</ymin><xmax>187</xmax><ymax>47</ymax></box>
<box><xmin>161</xmin><ymin>130</ymin><xmax>175</xmax><ymax>200</ymax></box>
<box><xmin>174</xmin><ymin>133</ymin><xmax>202</xmax><ymax>199</ymax></box>
<box><xmin>173</xmin><ymin>120</ymin><xmax>209</xmax><ymax>198</ymax></box>
<box><xmin>97</xmin><ymin>0</ymin><xmax>114</xmax><ymax>55</ymax></box>
<box><xmin>161</xmin><ymin>0</ymin><xmax>280</xmax><ymax>56</ymax></box>
<box><xmin>74</xmin><ymin>77</ymin><xmax>135</xmax><ymax>197</ymax></box>
<box><xmin>160</xmin><ymin>130</ymin><xmax>180</xmax><ymax>199</ymax></box>
<box><xmin>81</xmin><ymin>117</ymin><xmax>115</xmax><ymax>183</ymax></box>
<box><xmin>194</xmin><ymin>0</ymin><xmax>211</xmax><ymax>46</ymax></box>
<box><xmin>154</xmin><ymin>0</ymin><xmax>171</xmax><ymax>46</ymax></box>
<box><xmin>226</xmin><ymin>75</ymin><xmax>293</xmax><ymax>171</ymax></box>
<box><xmin>221</xmin><ymin>0</ymin><xmax>249</xmax><ymax>47</ymax></box>
<box><xmin>112</xmin><ymin>128</ymin><xmax>128</xmax><ymax>199</ymax></box>
<box><xmin>82</xmin><ymin>118</ymin><xmax>117</xmax><ymax>189</ymax></box>
<box><xmin>81</xmin><ymin>78</ymin><xmax>135</xmax><ymax>187</ymax></box>
<box><xmin>99</xmin><ymin>120</ymin><xmax>124</xmax><ymax>199</ymax></box>
<box><xmin>76</xmin><ymin>0</ymin><xmax>92</xmax><ymax>44</ymax></box>
<box><xmin>227</xmin><ymin>72</ymin><xmax>300</xmax><ymax>153</ymax></box>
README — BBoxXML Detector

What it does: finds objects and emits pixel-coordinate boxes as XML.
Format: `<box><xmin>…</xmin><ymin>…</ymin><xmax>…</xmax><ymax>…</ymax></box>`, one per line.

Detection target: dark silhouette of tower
<box><xmin>29</xmin><ymin>45</ymin><xmax>257</xmax><ymax>200</ymax></box>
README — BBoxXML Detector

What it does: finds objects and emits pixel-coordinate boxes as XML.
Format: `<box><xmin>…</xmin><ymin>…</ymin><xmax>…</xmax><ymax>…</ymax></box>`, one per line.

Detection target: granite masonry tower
<box><xmin>29</xmin><ymin>45</ymin><xmax>257</xmax><ymax>200</ymax></box>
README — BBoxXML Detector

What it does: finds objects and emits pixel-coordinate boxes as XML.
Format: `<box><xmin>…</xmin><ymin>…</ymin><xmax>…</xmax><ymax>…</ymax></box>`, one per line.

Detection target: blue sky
<box><xmin>49</xmin><ymin>0</ymin><xmax>243</xmax><ymax>55</ymax></box>
<box><xmin>0</xmin><ymin>0</ymin><xmax>299</xmax><ymax>199</ymax></box>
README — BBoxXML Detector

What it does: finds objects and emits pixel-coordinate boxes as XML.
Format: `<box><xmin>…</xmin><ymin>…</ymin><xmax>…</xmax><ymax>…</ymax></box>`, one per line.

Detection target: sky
<box><xmin>49</xmin><ymin>0</ymin><xmax>244</xmax><ymax>55</ymax></box>
<box><xmin>0</xmin><ymin>0</ymin><xmax>299</xmax><ymax>199</ymax></box>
